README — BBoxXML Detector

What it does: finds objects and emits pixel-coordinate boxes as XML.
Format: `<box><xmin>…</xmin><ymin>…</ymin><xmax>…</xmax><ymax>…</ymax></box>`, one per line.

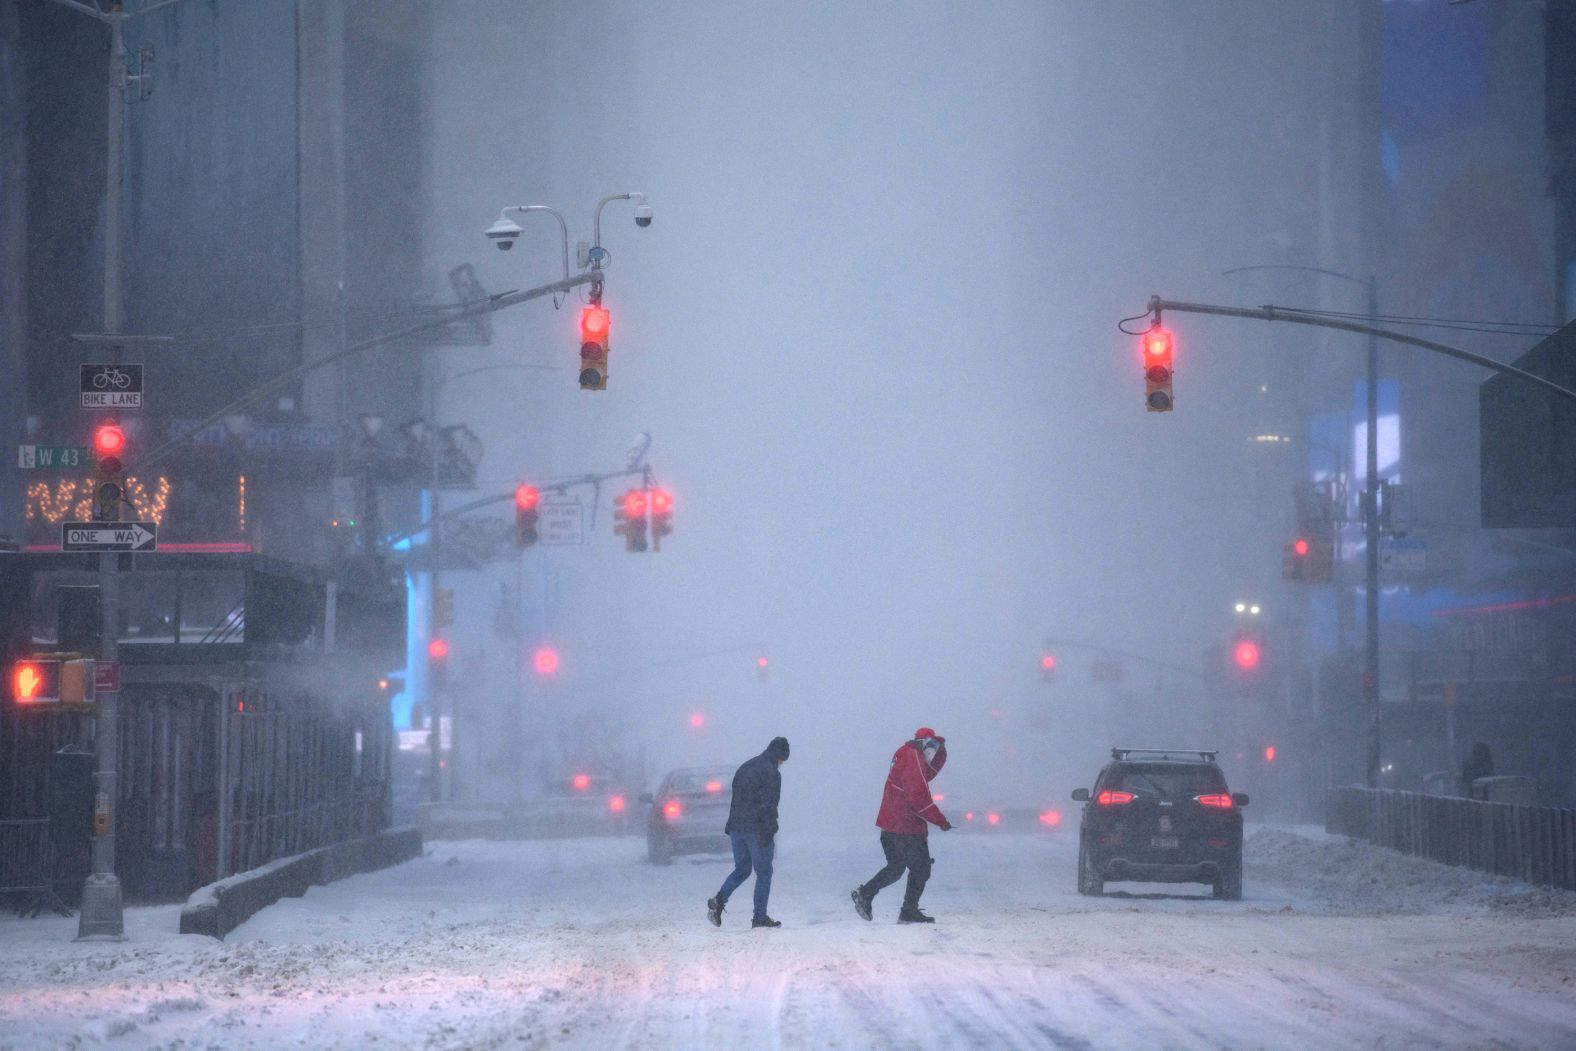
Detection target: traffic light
<box><xmin>1282</xmin><ymin>534</ymin><xmax>1333</xmax><ymax>583</ymax></box>
<box><xmin>515</xmin><ymin>484</ymin><xmax>541</xmax><ymax>547</ymax></box>
<box><xmin>614</xmin><ymin>488</ymin><xmax>648</xmax><ymax>552</ymax></box>
<box><xmin>1141</xmin><ymin>325</ymin><xmax>1174</xmax><ymax>413</ymax></box>
<box><xmin>1039</xmin><ymin>653</ymin><xmax>1057</xmax><ymax>683</ymax></box>
<box><xmin>756</xmin><ymin>652</ymin><xmax>770</xmax><ymax>681</ymax></box>
<box><xmin>427</xmin><ymin>638</ymin><xmax>450</xmax><ymax>662</ymax></box>
<box><xmin>12</xmin><ymin>660</ymin><xmax>61</xmax><ymax>704</ymax></box>
<box><xmin>93</xmin><ymin>421</ymin><xmax>126</xmax><ymax>521</ymax></box>
<box><xmin>533</xmin><ymin>646</ymin><xmax>559</xmax><ymax>676</ymax></box>
<box><xmin>579</xmin><ymin>305</ymin><xmax>610</xmax><ymax>391</ymax></box>
<box><xmin>649</xmin><ymin>488</ymin><xmax>673</xmax><ymax>547</ymax></box>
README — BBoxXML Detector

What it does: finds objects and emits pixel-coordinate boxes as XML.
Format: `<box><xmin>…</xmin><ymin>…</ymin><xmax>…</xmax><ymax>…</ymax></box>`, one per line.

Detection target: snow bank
<box><xmin>1247</xmin><ymin>824</ymin><xmax>1576</xmax><ymax>916</ymax></box>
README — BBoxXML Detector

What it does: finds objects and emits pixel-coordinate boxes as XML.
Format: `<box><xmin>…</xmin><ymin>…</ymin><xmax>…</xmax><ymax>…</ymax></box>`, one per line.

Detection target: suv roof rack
<box><xmin>1110</xmin><ymin>747</ymin><xmax>1218</xmax><ymax>763</ymax></box>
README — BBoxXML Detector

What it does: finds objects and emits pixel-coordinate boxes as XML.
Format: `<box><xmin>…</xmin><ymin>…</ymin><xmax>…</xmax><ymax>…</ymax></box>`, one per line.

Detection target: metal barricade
<box><xmin>0</xmin><ymin>817</ymin><xmax>71</xmax><ymax>917</ymax></box>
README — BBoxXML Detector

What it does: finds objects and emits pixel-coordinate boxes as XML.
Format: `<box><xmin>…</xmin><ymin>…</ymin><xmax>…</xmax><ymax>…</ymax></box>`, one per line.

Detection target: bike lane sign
<box><xmin>80</xmin><ymin>363</ymin><xmax>144</xmax><ymax>409</ymax></box>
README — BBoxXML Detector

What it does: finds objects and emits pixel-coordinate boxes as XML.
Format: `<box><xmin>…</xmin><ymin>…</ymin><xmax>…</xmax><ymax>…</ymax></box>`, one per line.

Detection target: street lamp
<box><xmin>1225</xmin><ymin>263</ymin><xmax>1383</xmax><ymax>788</ymax></box>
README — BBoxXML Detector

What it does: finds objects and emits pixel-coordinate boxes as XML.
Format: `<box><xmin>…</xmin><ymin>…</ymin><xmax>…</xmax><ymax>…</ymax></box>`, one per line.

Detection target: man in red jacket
<box><xmin>851</xmin><ymin>727</ymin><xmax>951</xmax><ymax>924</ymax></box>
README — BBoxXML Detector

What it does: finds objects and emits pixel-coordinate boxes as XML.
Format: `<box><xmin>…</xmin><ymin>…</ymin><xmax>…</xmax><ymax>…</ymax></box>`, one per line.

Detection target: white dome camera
<box><xmin>485</xmin><ymin>216</ymin><xmax>524</xmax><ymax>251</ymax></box>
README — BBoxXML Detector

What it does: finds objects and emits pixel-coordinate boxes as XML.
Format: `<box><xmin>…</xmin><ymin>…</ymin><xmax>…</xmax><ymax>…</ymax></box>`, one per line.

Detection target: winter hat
<box><xmin>767</xmin><ymin>736</ymin><xmax>790</xmax><ymax>761</ymax></box>
<box><xmin>913</xmin><ymin>727</ymin><xmax>938</xmax><ymax>741</ymax></box>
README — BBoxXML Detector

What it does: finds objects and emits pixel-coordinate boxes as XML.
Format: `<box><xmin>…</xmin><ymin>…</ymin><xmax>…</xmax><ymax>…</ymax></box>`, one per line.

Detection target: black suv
<box><xmin>1072</xmin><ymin>748</ymin><xmax>1248</xmax><ymax>900</ymax></box>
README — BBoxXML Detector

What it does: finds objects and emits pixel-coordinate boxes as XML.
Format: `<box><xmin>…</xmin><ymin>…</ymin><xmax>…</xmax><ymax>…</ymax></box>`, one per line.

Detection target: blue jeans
<box><xmin>716</xmin><ymin>831</ymin><xmax>774</xmax><ymax>921</ymax></box>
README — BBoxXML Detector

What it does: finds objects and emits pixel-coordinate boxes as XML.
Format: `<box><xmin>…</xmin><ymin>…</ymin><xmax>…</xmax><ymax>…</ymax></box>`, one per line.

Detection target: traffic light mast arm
<box><xmin>383</xmin><ymin>463</ymin><xmax>657</xmax><ymax>548</ymax></box>
<box><xmin>1146</xmin><ymin>296</ymin><xmax>1576</xmax><ymax>405</ymax></box>
<box><xmin>138</xmin><ymin>270</ymin><xmax>601</xmax><ymax>471</ymax></box>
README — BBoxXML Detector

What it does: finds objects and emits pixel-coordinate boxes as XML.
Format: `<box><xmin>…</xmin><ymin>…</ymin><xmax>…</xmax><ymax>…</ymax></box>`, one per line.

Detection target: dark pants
<box><xmin>716</xmin><ymin>831</ymin><xmax>774</xmax><ymax>921</ymax></box>
<box><xmin>859</xmin><ymin>831</ymin><xmax>931</xmax><ymax>911</ymax></box>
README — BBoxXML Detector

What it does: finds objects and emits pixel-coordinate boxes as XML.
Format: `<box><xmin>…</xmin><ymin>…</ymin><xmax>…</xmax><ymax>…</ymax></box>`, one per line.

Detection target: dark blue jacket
<box><xmin>724</xmin><ymin>750</ymin><xmax>782</xmax><ymax>840</ymax></box>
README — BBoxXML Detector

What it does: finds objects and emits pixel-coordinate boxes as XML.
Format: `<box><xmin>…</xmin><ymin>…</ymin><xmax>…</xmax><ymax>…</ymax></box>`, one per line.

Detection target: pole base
<box><xmin>75</xmin><ymin>873</ymin><xmax>126</xmax><ymax>941</ymax></box>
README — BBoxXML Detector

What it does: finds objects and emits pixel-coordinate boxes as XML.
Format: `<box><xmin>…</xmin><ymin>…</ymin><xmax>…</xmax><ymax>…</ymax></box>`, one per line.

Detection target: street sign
<box><xmin>94</xmin><ymin>661</ymin><xmax>119</xmax><ymax>693</ymax></box>
<box><xmin>17</xmin><ymin>445</ymin><xmax>91</xmax><ymax>469</ymax></box>
<box><xmin>538</xmin><ymin>498</ymin><xmax>584</xmax><ymax>546</ymax></box>
<box><xmin>61</xmin><ymin>521</ymin><xmax>157</xmax><ymax>552</ymax></box>
<box><xmin>1379</xmin><ymin>536</ymin><xmax>1427</xmax><ymax>572</ymax></box>
<box><xmin>80</xmin><ymin>363</ymin><xmax>144</xmax><ymax>409</ymax></box>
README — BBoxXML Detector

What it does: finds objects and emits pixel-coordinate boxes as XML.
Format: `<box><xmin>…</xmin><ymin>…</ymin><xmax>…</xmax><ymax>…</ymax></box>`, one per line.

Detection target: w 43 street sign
<box><xmin>61</xmin><ymin>522</ymin><xmax>158</xmax><ymax>552</ymax></box>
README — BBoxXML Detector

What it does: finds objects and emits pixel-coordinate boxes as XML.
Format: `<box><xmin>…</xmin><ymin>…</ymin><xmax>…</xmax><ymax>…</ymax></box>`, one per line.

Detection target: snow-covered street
<box><xmin>3</xmin><ymin>827</ymin><xmax>1575</xmax><ymax>1050</ymax></box>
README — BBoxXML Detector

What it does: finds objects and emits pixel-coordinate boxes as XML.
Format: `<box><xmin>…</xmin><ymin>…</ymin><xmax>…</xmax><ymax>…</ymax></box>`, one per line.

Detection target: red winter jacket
<box><xmin>875</xmin><ymin>740</ymin><xmax>949</xmax><ymax>835</ymax></box>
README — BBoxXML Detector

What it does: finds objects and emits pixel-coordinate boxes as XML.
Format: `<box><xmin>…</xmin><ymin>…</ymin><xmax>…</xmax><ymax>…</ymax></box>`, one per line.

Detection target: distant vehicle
<box><xmin>1072</xmin><ymin>748</ymin><xmax>1248</xmax><ymax>900</ymax></box>
<box><xmin>641</xmin><ymin>765</ymin><xmax>735</xmax><ymax>864</ymax></box>
<box><xmin>528</xmin><ymin>772</ymin><xmax>634</xmax><ymax>837</ymax></box>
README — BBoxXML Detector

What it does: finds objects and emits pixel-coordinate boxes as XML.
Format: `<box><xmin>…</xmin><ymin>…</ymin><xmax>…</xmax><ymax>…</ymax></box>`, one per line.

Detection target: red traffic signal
<box><xmin>533</xmin><ymin>646</ymin><xmax>559</xmax><ymax>676</ymax></box>
<box><xmin>1141</xmin><ymin>325</ymin><xmax>1175</xmax><ymax>413</ymax></box>
<box><xmin>93</xmin><ymin>422</ymin><xmax>125</xmax><ymax>458</ymax></box>
<box><xmin>515</xmin><ymin>484</ymin><xmax>541</xmax><ymax>548</ymax></box>
<box><xmin>579</xmin><ymin>306</ymin><xmax>611</xmax><ymax>391</ymax></box>
<box><xmin>615</xmin><ymin>489</ymin><xmax>649</xmax><ymax>552</ymax></box>
<box><xmin>649</xmin><ymin>487</ymin><xmax>673</xmax><ymax>545</ymax></box>
<box><xmin>1292</xmin><ymin>538</ymin><xmax>1310</xmax><ymax>557</ymax></box>
<box><xmin>1040</xmin><ymin>653</ymin><xmax>1057</xmax><ymax>682</ymax></box>
<box><xmin>1232</xmin><ymin>639</ymin><xmax>1261</xmax><ymax>670</ymax></box>
<box><xmin>427</xmin><ymin>638</ymin><xmax>450</xmax><ymax>661</ymax></box>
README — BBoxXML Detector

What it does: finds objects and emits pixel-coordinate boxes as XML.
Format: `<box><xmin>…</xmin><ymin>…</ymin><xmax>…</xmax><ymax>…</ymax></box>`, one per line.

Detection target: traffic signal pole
<box><xmin>1142</xmin><ymin>294</ymin><xmax>1576</xmax><ymax>789</ymax></box>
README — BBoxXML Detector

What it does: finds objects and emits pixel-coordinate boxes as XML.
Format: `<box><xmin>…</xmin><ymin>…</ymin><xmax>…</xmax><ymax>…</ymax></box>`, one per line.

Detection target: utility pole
<box><xmin>1362</xmin><ymin>277</ymin><xmax>1381</xmax><ymax>789</ymax></box>
<box><xmin>37</xmin><ymin>0</ymin><xmax>194</xmax><ymax>941</ymax></box>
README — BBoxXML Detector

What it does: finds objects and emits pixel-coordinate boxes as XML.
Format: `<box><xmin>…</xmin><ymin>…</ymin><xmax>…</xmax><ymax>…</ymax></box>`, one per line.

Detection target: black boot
<box><xmin>851</xmin><ymin>888</ymin><xmax>873</xmax><ymax>921</ymax></box>
<box><xmin>897</xmin><ymin>907</ymin><xmax>935</xmax><ymax>924</ymax></box>
<box><xmin>751</xmin><ymin>915</ymin><xmax>782</xmax><ymax>928</ymax></box>
<box><xmin>707</xmin><ymin>896</ymin><xmax>724</xmax><ymax>927</ymax></box>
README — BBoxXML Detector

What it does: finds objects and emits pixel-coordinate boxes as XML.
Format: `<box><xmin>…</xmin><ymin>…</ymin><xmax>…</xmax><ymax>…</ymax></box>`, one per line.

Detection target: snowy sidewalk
<box><xmin>2</xmin><ymin>827</ymin><xmax>1575</xmax><ymax>1049</ymax></box>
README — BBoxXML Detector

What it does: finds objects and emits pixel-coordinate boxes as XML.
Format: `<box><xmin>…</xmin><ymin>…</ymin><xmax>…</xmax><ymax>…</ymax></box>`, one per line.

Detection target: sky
<box><xmin>415</xmin><ymin>0</ymin><xmax>1378</xmax><ymax>825</ymax></box>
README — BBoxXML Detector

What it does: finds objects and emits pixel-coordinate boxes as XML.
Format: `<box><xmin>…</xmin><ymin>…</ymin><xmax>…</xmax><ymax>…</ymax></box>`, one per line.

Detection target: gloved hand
<box><xmin>938</xmin><ymin>818</ymin><xmax>953</xmax><ymax>831</ymax></box>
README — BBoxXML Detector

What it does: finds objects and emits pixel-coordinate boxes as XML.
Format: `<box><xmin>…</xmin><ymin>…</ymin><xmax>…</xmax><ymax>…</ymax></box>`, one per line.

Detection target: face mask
<box><xmin>922</xmin><ymin>741</ymin><xmax>940</xmax><ymax>763</ymax></box>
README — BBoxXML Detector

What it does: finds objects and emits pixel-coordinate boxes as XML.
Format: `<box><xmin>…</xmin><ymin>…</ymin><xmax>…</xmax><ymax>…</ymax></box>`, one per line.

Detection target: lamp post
<box><xmin>1223</xmin><ymin>264</ymin><xmax>1381</xmax><ymax>787</ymax></box>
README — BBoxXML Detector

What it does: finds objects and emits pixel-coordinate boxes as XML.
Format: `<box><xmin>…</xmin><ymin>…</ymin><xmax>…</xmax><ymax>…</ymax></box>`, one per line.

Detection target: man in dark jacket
<box><xmin>707</xmin><ymin>736</ymin><xmax>789</xmax><ymax>929</ymax></box>
<box><xmin>851</xmin><ymin>727</ymin><xmax>950</xmax><ymax>924</ymax></box>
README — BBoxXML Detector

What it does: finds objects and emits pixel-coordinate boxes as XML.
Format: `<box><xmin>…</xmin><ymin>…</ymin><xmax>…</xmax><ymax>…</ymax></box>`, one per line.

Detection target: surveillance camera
<box><xmin>633</xmin><ymin>203</ymin><xmax>653</xmax><ymax>228</ymax></box>
<box><xmin>485</xmin><ymin>216</ymin><xmax>523</xmax><ymax>251</ymax></box>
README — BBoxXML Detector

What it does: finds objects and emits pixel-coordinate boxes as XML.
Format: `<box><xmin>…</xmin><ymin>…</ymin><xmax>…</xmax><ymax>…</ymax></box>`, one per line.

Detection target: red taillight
<box><xmin>609</xmin><ymin>795</ymin><xmax>625</xmax><ymax>813</ymax></box>
<box><xmin>986</xmin><ymin>811</ymin><xmax>1001</xmax><ymax>826</ymax></box>
<box><xmin>1096</xmin><ymin>790</ymin><xmax>1135</xmax><ymax>806</ymax></box>
<box><xmin>1039</xmin><ymin>809</ymin><xmax>1061</xmax><ymax>827</ymax></box>
<box><xmin>705</xmin><ymin>780</ymin><xmax>722</xmax><ymax>793</ymax></box>
<box><xmin>1196</xmin><ymin>794</ymin><xmax>1234</xmax><ymax>809</ymax></box>
<box><xmin>662</xmin><ymin>800</ymin><xmax>682</xmax><ymax>820</ymax></box>
<box><xmin>572</xmin><ymin>774</ymin><xmax>590</xmax><ymax>792</ymax></box>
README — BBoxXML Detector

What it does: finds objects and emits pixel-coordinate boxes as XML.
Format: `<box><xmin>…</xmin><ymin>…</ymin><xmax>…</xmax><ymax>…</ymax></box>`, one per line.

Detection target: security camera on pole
<box><xmin>483</xmin><ymin>192</ymin><xmax>651</xmax><ymax>391</ymax></box>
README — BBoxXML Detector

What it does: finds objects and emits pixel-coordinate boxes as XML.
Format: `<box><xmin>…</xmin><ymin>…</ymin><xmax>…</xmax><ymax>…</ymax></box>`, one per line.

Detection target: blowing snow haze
<box><xmin>4</xmin><ymin>1</ymin><xmax>1576</xmax><ymax>1047</ymax></box>
<box><xmin>424</xmin><ymin>1</ymin><xmax>1379</xmax><ymax>818</ymax></box>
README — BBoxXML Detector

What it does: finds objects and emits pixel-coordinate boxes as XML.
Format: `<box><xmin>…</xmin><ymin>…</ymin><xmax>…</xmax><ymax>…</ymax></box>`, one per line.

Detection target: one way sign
<box><xmin>61</xmin><ymin>521</ymin><xmax>158</xmax><ymax>552</ymax></box>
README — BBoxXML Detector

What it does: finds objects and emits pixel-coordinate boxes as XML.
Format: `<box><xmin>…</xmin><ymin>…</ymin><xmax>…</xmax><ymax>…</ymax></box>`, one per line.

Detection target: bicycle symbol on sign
<box><xmin>92</xmin><ymin>367</ymin><xmax>134</xmax><ymax>390</ymax></box>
